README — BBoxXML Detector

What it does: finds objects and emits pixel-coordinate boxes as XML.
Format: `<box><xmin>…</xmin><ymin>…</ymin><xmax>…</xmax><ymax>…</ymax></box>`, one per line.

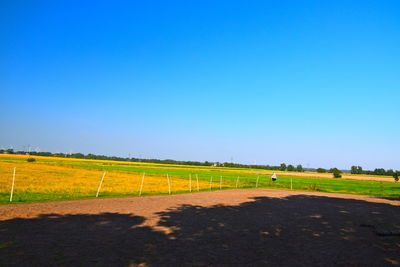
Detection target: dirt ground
<box><xmin>1</xmin><ymin>189</ymin><xmax>399</xmax><ymax>266</ymax></box>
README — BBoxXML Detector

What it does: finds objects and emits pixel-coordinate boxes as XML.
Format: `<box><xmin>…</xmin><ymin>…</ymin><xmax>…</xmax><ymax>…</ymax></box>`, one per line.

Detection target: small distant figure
<box><xmin>271</xmin><ymin>172</ymin><xmax>277</xmax><ymax>182</ymax></box>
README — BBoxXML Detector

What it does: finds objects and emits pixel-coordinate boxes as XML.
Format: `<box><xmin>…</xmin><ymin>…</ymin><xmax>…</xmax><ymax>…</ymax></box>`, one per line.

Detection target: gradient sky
<box><xmin>1</xmin><ymin>1</ymin><xmax>399</xmax><ymax>170</ymax></box>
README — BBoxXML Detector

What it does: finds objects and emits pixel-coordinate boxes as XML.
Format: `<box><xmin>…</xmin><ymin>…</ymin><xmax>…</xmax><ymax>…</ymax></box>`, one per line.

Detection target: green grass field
<box><xmin>0</xmin><ymin>155</ymin><xmax>399</xmax><ymax>204</ymax></box>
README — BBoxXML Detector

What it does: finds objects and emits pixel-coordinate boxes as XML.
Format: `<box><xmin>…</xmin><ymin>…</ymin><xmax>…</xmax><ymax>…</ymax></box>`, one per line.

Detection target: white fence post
<box><xmin>236</xmin><ymin>176</ymin><xmax>240</xmax><ymax>188</ymax></box>
<box><xmin>256</xmin><ymin>176</ymin><xmax>259</xmax><ymax>188</ymax></box>
<box><xmin>189</xmin><ymin>174</ymin><xmax>192</xmax><ymax>192</ymax></box>
<box><xmin>9</xmin><ymin>167</ymin><xmax>16</xmax><ymax>202</ymax></box>
<box><xmin>96</xmin><ymin>171</ymin><xmax>106</xmax><ymax>197</ymax></box>
<box><xmin>209</xmin><ymin>176</ymin><xmax>213</xmax><ymax>191</ymax></box>
<box><xmin>139</xmin><ymin>172</ymin><xmax>145</xmax><ymax>196</ymax></box>
<box><xmin>196</xmin><ymin>174</ymin><xmax>199</xmax><ymax>191</ymax></box>
<box><xmin>167</xmin><ymin>174</ymin><xmax>171</xmax><ymax>195</ymax></box>
<box><xmin>220</xmin><ymin>176</ymin><xmax>222</xmax><ymax>190</ymax></box>
<box><xmin>290</xmin><ymin>177</ymin><xmax>293</xmax><ymax>190</ymax></box>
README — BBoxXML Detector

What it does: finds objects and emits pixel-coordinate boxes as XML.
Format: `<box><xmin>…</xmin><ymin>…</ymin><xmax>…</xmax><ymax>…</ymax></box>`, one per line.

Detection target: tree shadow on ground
<box><xmin>1</xmin><ymin>195</ymin><xmax>399</xmax><ymax>266</ymax></box>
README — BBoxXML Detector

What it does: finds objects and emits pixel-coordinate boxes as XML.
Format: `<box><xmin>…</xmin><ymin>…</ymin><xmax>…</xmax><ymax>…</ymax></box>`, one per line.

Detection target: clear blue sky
<box><xmin>1</xmin><ymin>1</ymin><xmax>399</xmax><ymax>170</ymax></box>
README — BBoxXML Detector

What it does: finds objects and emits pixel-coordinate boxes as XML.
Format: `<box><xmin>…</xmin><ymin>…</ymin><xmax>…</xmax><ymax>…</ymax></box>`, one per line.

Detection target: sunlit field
<box><xmin>0</xmin><ymin>158</ymin><xmax>222</xmax><ymax>204</ymax></box>
<box><xmin>0</xmin><ymin>154</ymin><xmax>398</xmax><ymax>204</ymax></box>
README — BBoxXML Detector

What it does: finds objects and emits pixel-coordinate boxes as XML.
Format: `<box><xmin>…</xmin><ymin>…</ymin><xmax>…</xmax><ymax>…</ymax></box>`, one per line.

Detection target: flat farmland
<box><xmin>0</xmin><ymin>154</ymin><xmax>399</xmax><ymax>204</ymax></box>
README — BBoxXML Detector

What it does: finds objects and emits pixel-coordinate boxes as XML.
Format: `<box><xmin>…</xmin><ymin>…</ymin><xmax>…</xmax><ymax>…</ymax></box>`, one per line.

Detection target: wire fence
<box><xmin>1</xmin><ymin>165</ymin><xmax>398</xmax><ymax>203</ymax></box>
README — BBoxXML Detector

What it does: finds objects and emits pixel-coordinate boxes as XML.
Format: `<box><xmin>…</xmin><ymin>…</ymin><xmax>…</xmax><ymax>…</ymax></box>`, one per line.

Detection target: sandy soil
<box><xmin>1</xmin><ymin>189</ymin><xmax>399</xmax><ymax>266</ymax></box>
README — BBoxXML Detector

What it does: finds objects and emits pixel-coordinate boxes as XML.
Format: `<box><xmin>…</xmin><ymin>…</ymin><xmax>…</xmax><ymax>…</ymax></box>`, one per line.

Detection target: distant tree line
<box><xmin>1</xmin><ymin>149</ymin><xmax>215</xmax><ymax>166</ymax></box>
<box><xmin>315</xmin><ymin>165</ymin><xmax>399</xmax><ymax>180</ymax></box>
<box><xmin>0</xmin><ymin>149</ymin><xmax>304</xmax><ymax>172</ymax></box>
<box><xmin>1</xmin><ymin>149</ymin><xmax>398</xmax><ymax>180</ymax></box>
<box><xmin>221</xmin><ymin>162</ymin><xmax>304</xmax><ymax>172</ymax></box>
<box><xmin>350</xmin><ymin>165</ymin><xmax>399</xmax><ymax>177</ymax></box>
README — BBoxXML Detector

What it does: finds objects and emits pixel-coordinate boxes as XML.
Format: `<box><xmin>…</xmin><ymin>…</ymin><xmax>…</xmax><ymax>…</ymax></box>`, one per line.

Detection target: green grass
<box><xmin>1</xmin><ymin>156</ymin><xmax>399</xmax><ymax>204</ymax></box>
<box><xmin>63</xmin><ymin>161</ymin><xmax>400</xmax><ymax>198</ymax></box>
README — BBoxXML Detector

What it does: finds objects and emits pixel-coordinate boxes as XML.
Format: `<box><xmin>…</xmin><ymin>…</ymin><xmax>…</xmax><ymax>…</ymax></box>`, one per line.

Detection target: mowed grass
<box><xmin>0</xmin><ymin>154</ymin><xmax>399</xmax><ymax>204</ymax></box>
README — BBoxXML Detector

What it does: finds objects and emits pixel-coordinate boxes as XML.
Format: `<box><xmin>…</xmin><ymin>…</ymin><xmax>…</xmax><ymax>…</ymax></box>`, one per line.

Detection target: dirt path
<box><xmin>1</xmin><ymin>189</ymin><xmax>399</xmax><ymax>221</ymax></box>
<box><xmin>1</xmin><ymin>189</ymin><xmax>399</xmax><ymax>266</ymax></box>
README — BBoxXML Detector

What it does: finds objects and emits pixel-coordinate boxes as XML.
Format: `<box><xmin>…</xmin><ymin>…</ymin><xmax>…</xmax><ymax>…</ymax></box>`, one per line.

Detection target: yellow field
<box><xmin>0</xmin><ymin>154</ymin><xmax>273</xmax><ymax>175</ymax></box>
<box><xmin>2</xmin><ymin>154</ymin><xmax>397</xmax><ymax>204</ymax></box>
<box><xmin>0</xmin><ymin>159</ymin><xmax>218</xmax><ymax>203</ymax></box>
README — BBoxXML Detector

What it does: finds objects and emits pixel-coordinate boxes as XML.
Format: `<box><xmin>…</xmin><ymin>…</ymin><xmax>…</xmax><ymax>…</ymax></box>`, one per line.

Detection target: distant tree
<box><xmin>316</xmin><ymin>168</ymin><xmax>327</xmax><ymax>173</ymax></box>
<box><xmin>373</xmin><ymin>168</ymin><xmax>386</xmax><ymax>176</ymax></box>
<box><xmin>357</xmin><ymin>166</ymin><xmax>363</xmax><ymax>174</ymax></box>
<box><xmin>6</xmin><ymin>148</ymin><xmax>14</xmax><ymax>154</ymax></box>
<box><xmin>393</xmin><ymin>172</ymin><xmax>399</xmax><ymax>182</ymax></box>
<box><xmin>287</xmin><ymin>164</ymin><xmax>295</xmax><ymax>171</ymax></box>
<box><xmin>331</xmin><ymin>168</ymin><xmax>342</xmax><ymax>178</ymax></box>
<box><xmin>86</xmin><ymin>153</ymin><xmax>97</xmax><ymax>159</ymax></box>
<box><xmin>386</xmin><ymin>169</ymin><xmax>394</xmax><ymax>176</ymax></box>
<box><xmin>351</xmin><ymin>166</ymin><xmax>363</xmax><ymax>174</ymax></box>
<box><xmin>351</xmin><ymin>166</ymin><xmax>357</xmax><ymax>174</ymax></box>
<box><xmin>279</xmin><ymin>163</ymin><xmax>287</xmax><ymax>171</ymax></box>
<box><xmin>329</xmin><ymin>168</ymin><xmax>342</xmax><ymax>173</ymax></box>
<box><xmin>296</xmin><ymin>164</ymin><xmax>303</xmax><ymax>172</ymax></box>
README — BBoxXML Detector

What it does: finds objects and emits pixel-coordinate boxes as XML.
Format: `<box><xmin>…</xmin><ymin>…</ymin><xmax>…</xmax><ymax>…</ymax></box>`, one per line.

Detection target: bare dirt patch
<box><xmin>1</xmin><ymin>189</ymin><xmax>399</xmax><ymax>266</ymax></box>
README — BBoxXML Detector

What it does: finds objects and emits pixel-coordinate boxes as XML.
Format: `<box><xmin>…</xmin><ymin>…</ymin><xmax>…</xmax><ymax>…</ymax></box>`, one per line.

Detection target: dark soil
<box><xmin>1</xmin><ymin>189</ymin><xmax>399</xmax><ymax>266</ymax></box>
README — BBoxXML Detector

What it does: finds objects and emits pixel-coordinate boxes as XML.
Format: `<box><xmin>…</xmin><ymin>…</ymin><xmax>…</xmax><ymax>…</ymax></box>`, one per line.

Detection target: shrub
<box><xmin>27</xmin><ymin>158</ymin><xmax>36</xmax><ymax>162</ymax></box>
<box><xmin>332</xmin><ymin>169</ymin><xmax>342</xmax><ymax>178</ymax></box>
<box><xmin>394</xmin><ymin>172</ymin><xmax>399</xmax><ymax>182</ymax></box>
